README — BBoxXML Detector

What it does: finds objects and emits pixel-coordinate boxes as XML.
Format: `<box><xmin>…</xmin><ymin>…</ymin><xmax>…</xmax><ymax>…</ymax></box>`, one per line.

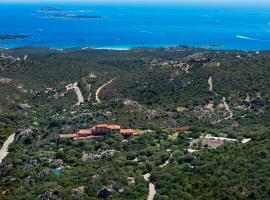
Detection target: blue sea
<box><xmin>0</xmin><ymin>3</ymin><xmax>270</xmax><ymax>50</ymax></box>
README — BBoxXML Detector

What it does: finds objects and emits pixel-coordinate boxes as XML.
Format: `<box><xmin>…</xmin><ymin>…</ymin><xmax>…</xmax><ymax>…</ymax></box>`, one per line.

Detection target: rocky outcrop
<box><xmin>23</xmin><ymin>158</ymin><xmax>49</xmax><ymax>170</ymax></box>
<box><xmin>17</xmin><ymin>103</ymin><xmax>31</xmax><ymax>110</ymax></box>
<box><xmin>72</xmin><ymin>186</ymin><xmax>86</xmax><ymax>196</ymax></box>
<box><xmin>81</xmin><ymin>150</ymin><xmax>119</xmax><ymax>162</ymax></box>
<box><xmin>123</xmin><ymin>99</ymin><xmax>142</xmax><ymax>109</ymax></box>
<box><xmin>97</xmin><ymin>186</ymin><xmax>116</xmax><ymax>198</ymax></box>
<box><xmin>0</xmin><ymin>163</ymin><xmax>12</xmax><ymax>176</ymax></box>
<box><xmin>24</xmin><ymin>159</ymin><xmax>39</xmax><ymax>170</ymax></box>
<box><xmin>24</xmin><ymin>169</ymin><xmax>49</xmax><ymax>185</ymax></box>
<box><xmin>14</xmin><ymin>128</ymin><xmax>34</xmax><ymax>142</ymax></box>
<box><xmin>81</xmin><ymin>153</ymin><xmax>102</xmax><ymax>162</ymax></box>
<box><xmin>127</xmin><ymin>177</ymin><xmax>135</xmax><ymax>185</ymax></box>
<box><xmin>146</xmin><ymin>110</ymin><xmax>159</xmax><ymax>120</ymax></box>
<box><xmin>37</xmin><ymin>189</ymin><xmax>61</xmax><ymax>200</ymax></box>
<box><xmin>53</xmin><ymin>93</ymin><xmax>65</xmax><ymax>100</ymax></box>
<box><xmin>78</xmin><ymin>112</ymin><xmax>93</xmax><ymax>118</ymax></box>
<box><xmin>0</xmin><ymin>77</ymin><xmax>12</xmax><ymax>84</ymax></box>
<box><xmin>99</xmin><ymin>149</ymin><xmax>119</xmax><ymax>157</ymax></box>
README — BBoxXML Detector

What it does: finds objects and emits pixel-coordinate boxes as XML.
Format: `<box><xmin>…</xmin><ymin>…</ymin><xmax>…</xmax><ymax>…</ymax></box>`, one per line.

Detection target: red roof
<box><xmin>66</xmin><ymin>125</ymin><xmax>136</xmax><ymax>140</ymax></box>
<box><xmin>78</xmin><ymin>129</ymin><xmax>92</xmax><ymax>134</ymax></box>
<box><xmin>95</xmin><ymin>124</ymin><xmax>108</xmax><ymax>128</ymax></box>
<box><xmin>74</xmin><ymin>136</ymin><xmax>88</xmax><ymax>140</ymax></box>
<box><xmin>108</xmin><ymin>125</ymin><xmax>121</xmax><ymax>129</ymax></box>
<box><xmin>120</xmin><ymin>129</ymin><xmax>134</xmax><ymax>135</ymax></box>
<box><xmin>175</xmin><ymin>127</ymin><xmax>190</xmax><ymax>132</ymax></box>
<box><xmin>205</xmin><ymin>139</ymin><xmax>224</xmax><ymax>145</ymax></box>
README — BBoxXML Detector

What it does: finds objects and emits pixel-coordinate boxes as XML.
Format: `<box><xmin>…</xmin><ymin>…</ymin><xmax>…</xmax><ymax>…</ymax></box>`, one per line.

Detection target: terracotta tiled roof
<box><xmin>175</xmin><ymin>127</ymin><xmax>190</xmax><ymax>132</ymax></box>
<box><xmin>94</xmin><ymin>124</ymin><xmax>108</xmax><ymax>128</ymax></box>
<box><xmin>205</xmin><ymin>139</ymin><xmax>224</xmax><ymax>145</ymax></box>
<box><xmin>74</xmin><ymin>137</ymin><xmax>88</xmax><ymax>140</ymax></box>
<box><xmin>63</xmin><ymin>124</ymin><xmax>137</xmax><ymax>140</ymax></box>
<box><xmin>108</xmin><ymin>125</ymin><xmax>121</xmax><ymax>129</ymax></box>
<box><xmin>120</xmin><ymin>129</ymin><xmax>134</xmax><ymax>135</ymax></box>
<box><xmin>78</xmin><ymin>129</ymin><xmax>92</xmax><ymax>134</ymax></box>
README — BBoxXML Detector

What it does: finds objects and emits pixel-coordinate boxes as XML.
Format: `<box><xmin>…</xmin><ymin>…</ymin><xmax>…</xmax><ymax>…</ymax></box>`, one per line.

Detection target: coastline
<box><xmin>1</xmin><ymin>37</ymin><xmax>268</xmax><ymax>51</ymax></box>
<box><xmin>1</xmin><ymin>44</ymin><xmax>132</xmax><ymax>51</ymax></box>
<box><xmin>93</xmin><ymin>47</ymin><xmax>130</xmax><ymax>51</ymax></box>
<box><xmin>1</xmin><ymin>44</ymin><xmax>267</xmax><ymax>52</ymax></box>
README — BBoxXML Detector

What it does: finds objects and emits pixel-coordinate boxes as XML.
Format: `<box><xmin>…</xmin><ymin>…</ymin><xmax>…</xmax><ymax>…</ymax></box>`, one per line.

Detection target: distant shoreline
<box><xmin>0</xmin><ymin>45</ymin><xmax>267</xmax><ymax>52</ymax></box>
<box><xmin>1</xmin><ymin>41</ymin><xmax>267</xmax><ymax>51</ymax></box>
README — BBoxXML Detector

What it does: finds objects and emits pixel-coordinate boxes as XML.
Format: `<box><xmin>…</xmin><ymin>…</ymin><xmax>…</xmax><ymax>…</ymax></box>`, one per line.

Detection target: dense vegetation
<box><xmin>0</xmin><ymin>47</ymin><xmax>270</xmax><ymax>199</ymax></box>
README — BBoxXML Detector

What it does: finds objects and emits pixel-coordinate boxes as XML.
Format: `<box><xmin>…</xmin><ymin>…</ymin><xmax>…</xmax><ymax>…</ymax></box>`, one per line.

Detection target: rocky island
<box><xmin>0</xmin><ymin>35</ymin><xmax>29</xmax><ymax>40</ymax></box>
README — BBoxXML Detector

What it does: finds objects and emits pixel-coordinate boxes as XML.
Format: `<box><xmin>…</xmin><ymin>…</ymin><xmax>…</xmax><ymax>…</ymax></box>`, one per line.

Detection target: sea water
<box><xmin>0</xmin><ymin>2</ymin><xmax>270</xmax><ymax>50</ymax></box>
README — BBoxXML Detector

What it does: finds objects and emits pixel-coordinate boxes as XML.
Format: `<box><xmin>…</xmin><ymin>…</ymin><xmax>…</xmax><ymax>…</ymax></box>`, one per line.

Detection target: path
<box><xmin>208</xmin><ymin>76</ymin><xmax>213</xmax><ymax>92</ymax></box>
<box><xmin>87</xmin><ymin>84</ymin><xmax>92</xmax><ymax>101</ymax></box>
<box><xmin>95</xmin><ymin>78</ymin><xmax>116</xmax><ymax>104</ymax></box>
<box><xmin>223</xmin><ymin>97</ymin><xmax>233</xmax><ymax>120</ymax></box>
<box><xmin>0</xmin><ymin>133</ymin><xmax>15</xmax><ymax>163</ymax></box>
<box><xmin>183</xmin><ymin>63</ymin><xmax>190</xmax><ymax>73</ymax></box>
<box><xmin>143</xmin><ymin>173</ymin><xmax>156</xmax><ymax>200</ymax></box>
<box><xmin>74</xmin><ymin>82</ymin><xmax>84</xmax><ymax>105</ymax></box>
<box><xmin>159</xmin><ymin>160</ymin><xmax>169</xmax><ymax>168</ymax></box>
<box><xmin>159</xmin><ymin>153</ymin><xmax>172</xmax><ymax>168</ymax></box>
<box><xmin>207</xmin><ymin>75</ymin><xmax>234</xmax><ymax>124</ymax></box>
<box><xmin>213</xmin><ymin>97</ymin><xmax>233</xmax><ymax>124</ymax></box>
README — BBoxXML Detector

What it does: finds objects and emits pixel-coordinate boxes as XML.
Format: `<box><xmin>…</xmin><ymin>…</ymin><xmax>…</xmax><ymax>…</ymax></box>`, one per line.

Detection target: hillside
<box><xmin>0</xmin><ymin>47</ymin><xmax>270</xmax><ymax>199</ymax></box>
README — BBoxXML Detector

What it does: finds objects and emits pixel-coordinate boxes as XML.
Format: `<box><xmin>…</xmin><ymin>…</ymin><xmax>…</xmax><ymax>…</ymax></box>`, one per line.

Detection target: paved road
<box><xmin>0</xmin><ymin>133</ymin><xmax>15</xmax><ymax>163</ymax></box>
<box><xmin>74</xmin><ymin>82</ymin><xmax>84</xmax><ymax>105</ymax></box>
<box><xmin>143</xmin><ymin>173</ymin><xmax>156</xmax><ymax>200</ymax></box>
<box><xmin>95</xmin><ymin>78</ymin><xmax>116</xmax><ymax>104</ymax></box>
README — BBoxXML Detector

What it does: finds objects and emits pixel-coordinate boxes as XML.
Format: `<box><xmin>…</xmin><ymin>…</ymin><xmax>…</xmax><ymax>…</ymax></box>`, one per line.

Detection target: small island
<box><xmin>38</xmin><ymin>7</ymin><xmax>64</xmax><ymax>12</ymax></box>
<box><xmin>43</xmin><ymin>14</ymin><xmax>103</xmax><ymax>19</ymax></box>
<box><xmin>0</xmin><ymin>35</ymin><xmax>29</xmax><ymax>40</ymax></box>
<box><xmin>38</xmin><ymin>7</ymin><xmax>95</xmax><ymax>13</ymax></box>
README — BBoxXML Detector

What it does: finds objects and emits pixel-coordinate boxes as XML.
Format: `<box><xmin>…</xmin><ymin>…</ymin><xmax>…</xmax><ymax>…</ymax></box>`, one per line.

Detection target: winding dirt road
<box><xmin>0</xmin><ymin>133</ymin><xmax>15</xmax><ymax>163</ymax></box>
<box><xmin>223</xmin><ymin>97</ymin><xmax>233</xmax><ymax>120</ymax></box>
<box><xmin>143</xmin><ymin>173</ymin><xmax>156</xmax><ymax>200</ymax></box>
<box><xmin>208</xmin><ymin>76</ymin><xmax>213</xmax><ymax>92</ymax></box>
<box><xmin>213</xmin><ymin>97</ymin><xmax>234</xmax><ymax>124</ymax></box>
<box><xmin>159</xmin><ymin>153</ymin><xmax>172</xmax><ymax>168</ymax></box>
<box><xmin>95</xmin><ymin>78</ymin><xmax>116</xmax><ymax>104</ymax></box>
<box><xmin>207</xmin><ymin>75</ymin><xmax>234</xmax><ymax>124</ymax></box>
<box><xmin>74</xmin><ymin>82</ymin><xmax>84</xmax><ymax>105</ymax></box>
